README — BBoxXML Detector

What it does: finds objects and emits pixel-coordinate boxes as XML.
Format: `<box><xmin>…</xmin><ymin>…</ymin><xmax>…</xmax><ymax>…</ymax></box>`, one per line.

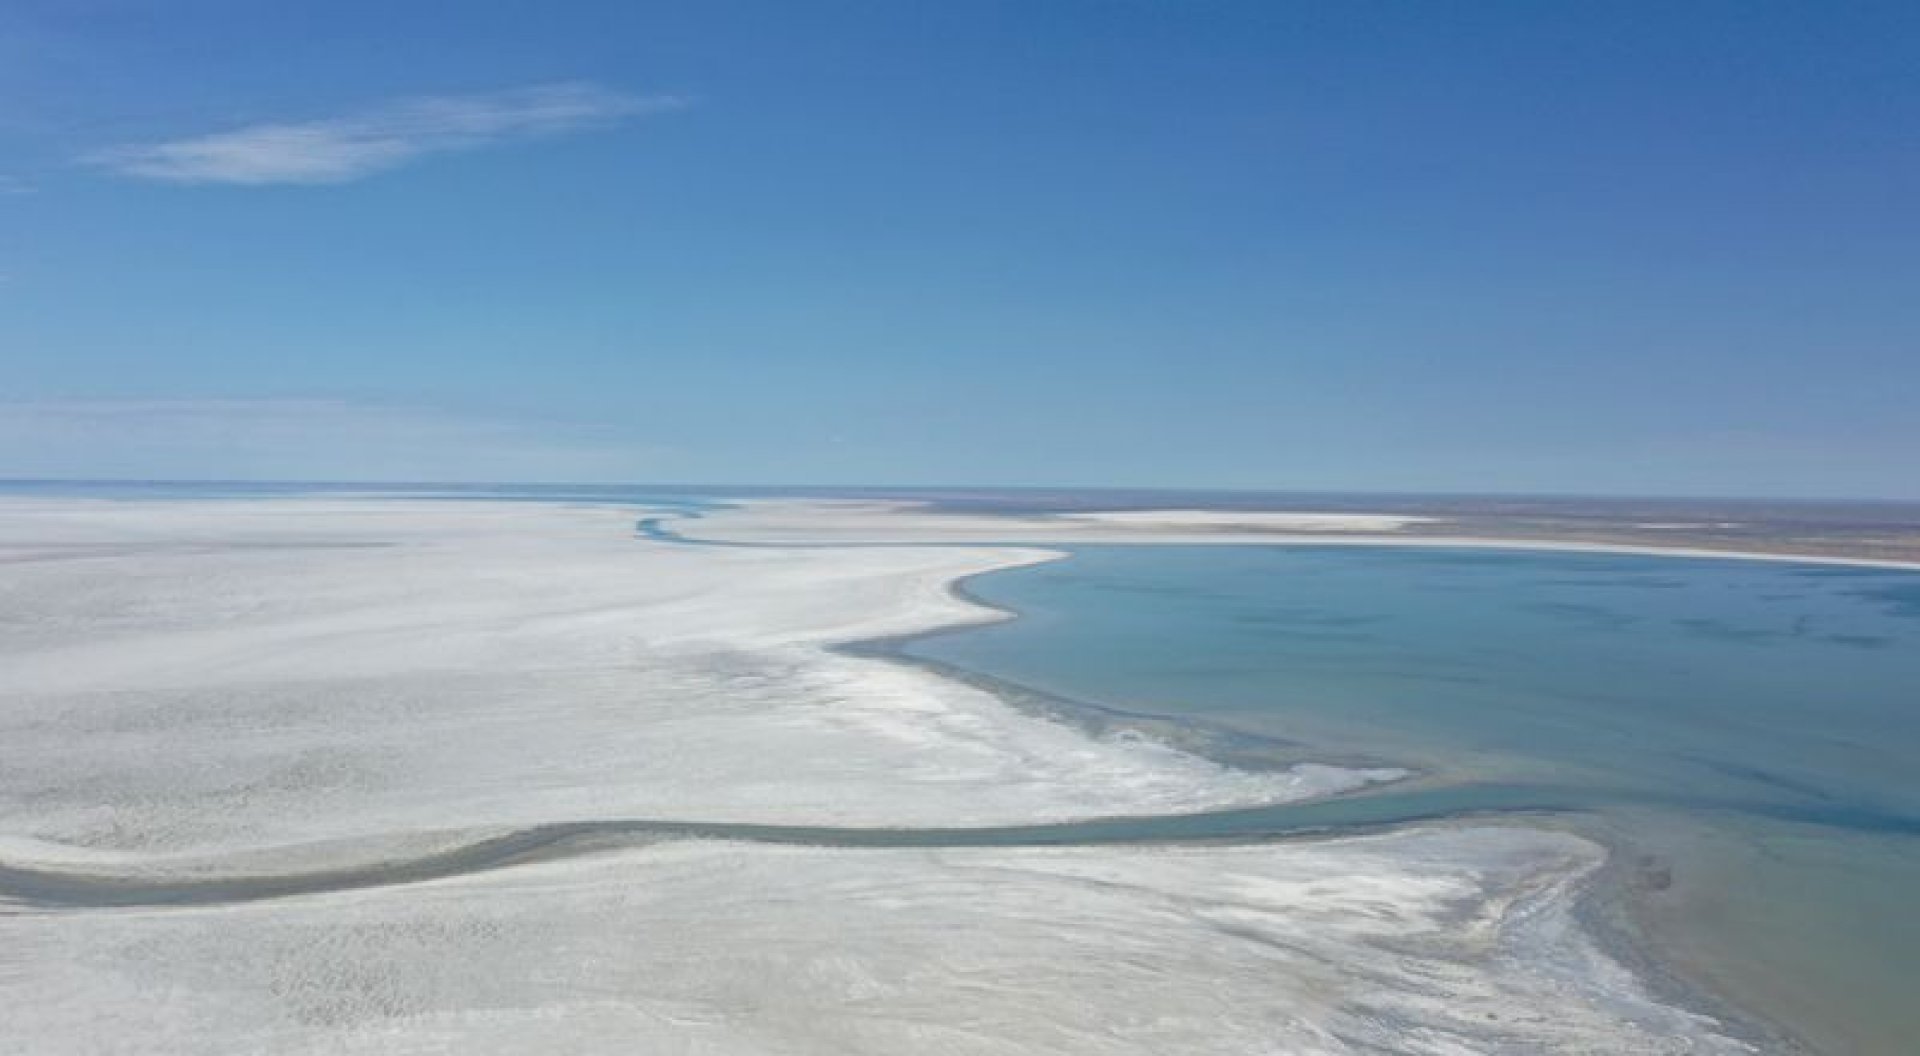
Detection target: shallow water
<box><xmin>906</xmin><ymin>545</ymin><xmax>1920</xmax><ymax>1056</ymax></box>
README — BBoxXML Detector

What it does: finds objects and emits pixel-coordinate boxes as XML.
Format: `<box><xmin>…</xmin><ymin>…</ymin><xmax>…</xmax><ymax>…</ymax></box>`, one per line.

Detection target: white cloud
<box><xmin>0</xmin><ymin>398</ymin><xmax>671</xmax><ymax>482</ymax></box>
<box><xmin>0</xmin><ymin>175</ymin><xmax>34</xmax><ymax>194</ymax></box>
<box><xmin>87</xmin><ymin>84</ymin><xmax>687</xmax><ymax>186</ymax></box>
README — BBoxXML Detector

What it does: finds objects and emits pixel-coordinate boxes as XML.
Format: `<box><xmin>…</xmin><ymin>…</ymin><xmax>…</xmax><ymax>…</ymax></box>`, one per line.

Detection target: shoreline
<box><xmin>0</xmin><ymin>496</ymin><xmax>1400</xmax><ymax>862</ymax></box>
<box><xmin>1240</xmin><ymin>531</ymin><xmax>1920</xmax><ymax>572</ymax></box>
<box><xmin>654</xmin><ymin>501</ymin><xmax>1816</xmax><ymax>1053</ymax></box>
<box><xmin>0</xmin><ymin>496</ymin><xmax>1795</xmax><ymax>1052</ymax></box>
<box><xmin>661</xmin><ymin>498</ymin><xmax>1920</xmax><ymax>572</ymax></box>
<box><xmin>856</xmin><ymin>543</ymin><xmax>1802</xmax><ymax>1055</ymax></box>
<box><xmin>1572</xmin><ymin>813</ymin><xmax>1815</xmax><ymax>1056</ymax></box>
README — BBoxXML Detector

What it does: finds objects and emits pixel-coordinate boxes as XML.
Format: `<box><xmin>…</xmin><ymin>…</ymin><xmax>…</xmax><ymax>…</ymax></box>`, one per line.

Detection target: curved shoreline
<box><xmin>632</xmin><ymin>504</ymin><xmax>1843</xmax><ymax>1053</ymax></box>
<box><xmin>649</xmin><ymin>500</ymin><xmax>1920</xmax><ymax>572</ymax></box>
<box><xmin>800</xmin><ymin>524</ymin><xmax>1812</xmax><ymax>1055</ymax></box>
<box><xmin>0</xmin><ymin>497</ymin><xmax>1818</xmax><ymax>1053</ymax></box>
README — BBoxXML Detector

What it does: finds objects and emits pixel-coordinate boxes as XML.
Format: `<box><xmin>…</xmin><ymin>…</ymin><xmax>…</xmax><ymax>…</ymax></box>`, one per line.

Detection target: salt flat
<box><xmin>0</xmin><ymin>496</ymin><xmax>1751</xmax><ymax>1054</ymax></box>
<box><xmin>0</xmin><ymin>828</ymin><xmax>1747</xmax><ymax>1055</ymax></box>
<box><xmin>0</xmin><ymin>497</ymin><xmax>1380</xmax><ymax>872</ymax></box>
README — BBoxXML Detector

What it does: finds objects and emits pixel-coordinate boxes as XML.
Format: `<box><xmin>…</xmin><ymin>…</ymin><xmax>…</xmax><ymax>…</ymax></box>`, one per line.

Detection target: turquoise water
<box><xmin>906</xmin><ymin>545</ymin><xmax>1920</xmax><ymax>1055</ymax></box>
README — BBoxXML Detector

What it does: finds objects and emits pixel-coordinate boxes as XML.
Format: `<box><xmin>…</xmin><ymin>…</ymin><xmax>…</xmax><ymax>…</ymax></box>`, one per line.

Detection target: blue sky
<box><xmin>2</xmin><ymin>1</ymin><xmax>1916</xmax><ymax>496</ymax></box>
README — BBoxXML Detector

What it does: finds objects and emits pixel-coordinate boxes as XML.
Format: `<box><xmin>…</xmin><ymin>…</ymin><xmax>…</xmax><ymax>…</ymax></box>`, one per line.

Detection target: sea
<box><xmin>904</xmin><ymin>544</ymin><xmax>1920</xmax><ymax>1056</ymax></box>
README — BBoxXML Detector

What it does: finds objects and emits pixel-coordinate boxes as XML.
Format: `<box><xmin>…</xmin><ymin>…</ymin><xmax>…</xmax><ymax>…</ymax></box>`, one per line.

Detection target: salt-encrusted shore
<box><xmin>1</xmin><ymin>828</ymin><xmax>1751</xmax><ymax>1056</ymax></box>
<box><xmin>0</xmin><ymin>498</ymin><xmax>1403</xmax><ymax>873</ymax></box>
<box><xmin>0</xmin><ymin>496</ymin><xmax>1753</xmax><ymax>1053</ymax></box>
<box><xmin>673</xmin><ymin>497</ymin><xmax>1920</xmax><ymax>570</ymax></box>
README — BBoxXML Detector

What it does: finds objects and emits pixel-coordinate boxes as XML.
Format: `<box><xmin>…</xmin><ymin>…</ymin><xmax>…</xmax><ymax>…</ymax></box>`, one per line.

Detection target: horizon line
<box><xmin>2</xmin><ymin>477</ymin><xmax>1918</xmax><ymax>508</ymax></box>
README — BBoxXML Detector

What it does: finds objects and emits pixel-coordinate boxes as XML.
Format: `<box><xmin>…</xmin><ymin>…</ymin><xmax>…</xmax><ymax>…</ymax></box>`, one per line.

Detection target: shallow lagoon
<box><xmin>908</xmin><ymin>545</ymin><xmax>1920</xmax><ymax>1056</ymax></box>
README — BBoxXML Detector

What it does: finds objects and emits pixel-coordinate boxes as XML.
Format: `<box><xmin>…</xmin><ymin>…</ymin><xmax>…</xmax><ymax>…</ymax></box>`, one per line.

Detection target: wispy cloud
<box><xmin>87</xmin><ymin>84</ymin><xmax>687</xmax><ymax>186</ymax></box>
<box><xmin>0</xmin><ymin>398</ymin><xmax>671</xmax><ymax>482</ymax></box>
<box><xmin>0</xmin><ymin>175</ymin><xmax>34</xmax><ymax>194</ymax></box>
